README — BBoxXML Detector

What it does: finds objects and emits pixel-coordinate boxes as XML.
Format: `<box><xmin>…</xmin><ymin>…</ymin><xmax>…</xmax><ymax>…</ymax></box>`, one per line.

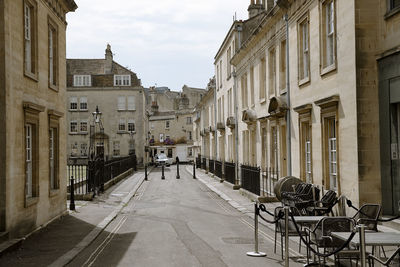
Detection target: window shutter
<box><xmin>128</xmin><ymin>96</ymin><xmax>135</xmax><ymax>110</ymax></box>
<box><xmin>118</xmin><ymin>96</ymin><xmax>125</xmax><ymax>110</ymax></box>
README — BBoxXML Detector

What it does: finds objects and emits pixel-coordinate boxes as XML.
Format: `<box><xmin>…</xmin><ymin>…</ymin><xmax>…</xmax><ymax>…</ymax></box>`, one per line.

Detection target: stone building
<box><xmin>208</xmin><ymin>0</ymin><xmax>400</xmax><ymax>214</ymax></box>
<box><xmin>194</xmin><ymin>78</ymin><xmax>216</xmax><ymax>162</ymax></box>
<box><xmin>147</xmin><ymin>85</ymin><xmax>205</xmax><ymax>163</ymax></box>
<box><xmin>66</xmin><ymin>45</ymin><xmax>146</xmax><ymax>164</ymax></box>
<box><xmin>0</xmin><ymin>0</ymin><xmax>77</xmax><ymax>238</ymax></box>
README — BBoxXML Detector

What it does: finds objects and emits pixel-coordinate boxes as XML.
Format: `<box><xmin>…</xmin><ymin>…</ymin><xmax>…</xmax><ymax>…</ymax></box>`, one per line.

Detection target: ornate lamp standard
<box><xmin>89</xmin><ymin>106</ymin><xmax>104</xmax><ymax>160</ymax></box>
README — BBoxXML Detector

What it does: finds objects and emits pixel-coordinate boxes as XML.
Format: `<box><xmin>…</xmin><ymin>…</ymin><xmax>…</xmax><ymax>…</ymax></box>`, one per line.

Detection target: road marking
<box><xmin>83</xmin><ymin>216</ymin><xmax>128</xmax><ymax>267</ymax></box>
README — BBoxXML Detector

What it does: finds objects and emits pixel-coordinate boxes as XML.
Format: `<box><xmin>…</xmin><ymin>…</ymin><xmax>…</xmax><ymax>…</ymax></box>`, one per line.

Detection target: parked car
<box><xmin>154</xmin><ymin>153</ymin><xmax>173</xmax><ymax>166</ymax></box>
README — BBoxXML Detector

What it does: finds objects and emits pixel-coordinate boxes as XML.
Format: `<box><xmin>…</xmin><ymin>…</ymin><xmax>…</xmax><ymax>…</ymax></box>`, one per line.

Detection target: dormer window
<box><xmin>114</xmin><ymin>75</ymin><xmax>131</xmax><ymax>86</ymax></box>
<box><xmin>73</xmin><ymin>75</ymin><xmax>91</xmax><ymax>86</ymax></box>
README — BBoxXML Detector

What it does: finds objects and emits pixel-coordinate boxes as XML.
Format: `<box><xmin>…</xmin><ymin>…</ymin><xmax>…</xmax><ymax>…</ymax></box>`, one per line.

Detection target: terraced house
<box><xmin>66</xmin><ymin>45</ymin><xmax>146</xmax><ymax>164</ymax></box>
<box><xmin>207</xmin><ymin>0</ymin><xmax>400</xmax><ymax>215</ymax></box>
<box><xmin>0</xmin><ymin>0</ymin><xmax>77</xmax><ymax>238</ymax></box>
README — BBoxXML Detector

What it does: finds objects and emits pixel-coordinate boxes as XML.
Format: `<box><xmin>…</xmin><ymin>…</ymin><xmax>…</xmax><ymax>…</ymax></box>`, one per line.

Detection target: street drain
<box><xmin>222</xmin><ymin>237</ymin><xmax>263</xmax><ymax>245</ymax></box>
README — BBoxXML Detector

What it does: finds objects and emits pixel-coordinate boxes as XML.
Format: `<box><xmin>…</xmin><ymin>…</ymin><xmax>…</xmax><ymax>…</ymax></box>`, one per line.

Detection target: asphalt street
<box><xmin>67</xmin><ymin>166</ymin><xmax>302</xmax><ymax>267</ymax></box>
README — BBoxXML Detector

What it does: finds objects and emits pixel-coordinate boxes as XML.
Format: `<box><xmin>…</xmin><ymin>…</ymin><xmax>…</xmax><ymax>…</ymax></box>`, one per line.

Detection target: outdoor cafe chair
<box><xmin>306</xmin><ymin>190</ymin><xmax>338</xmax><ymax>216</ymax></box>
<box><xmin>351</xmin><ymin>203</ymin><xmax>381</xmax><ymax>232</ymax></box>
<box><xmin>305</xmin><ymin>217</ymin><xmax>362</xmax><ymax>266</ymax></box>
<box><xmin>274</xmin><ymin>206</ymin><xmax>305</xmax><ymax>259</ymax></box>
<box><xmin>368</xmin><ymin>246</ymin><xmax>400</xmax><ymax>266</ymax></box>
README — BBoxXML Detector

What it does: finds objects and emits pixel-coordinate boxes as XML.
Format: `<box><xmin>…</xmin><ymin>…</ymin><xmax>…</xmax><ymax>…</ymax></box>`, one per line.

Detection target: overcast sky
<box><xmin>66</xmin><ymin>0</ymin><xmax>249</xmax><ymax>91</ymax></box>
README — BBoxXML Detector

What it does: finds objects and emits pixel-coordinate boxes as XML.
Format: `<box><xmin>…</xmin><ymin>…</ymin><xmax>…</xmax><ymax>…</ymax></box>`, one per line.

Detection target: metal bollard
<box><xmin>247</xmin><ymin>203</ymin><xmax>266</xmax><ymax>257</ymax></box>
<box><xmin>193</xmin><ymin>162</ymin><xmax>196</xmax><ymax>179</ymax></box>
<box><xmin>145</xmin><ymin>164</ymin><xmax>148</xmax><ymax>181</ymax></box>
<box><xmin>359</xmin><ymin>224</ymin><xmax>366</xmax><ymax>267</ymax></box>
<box><xmin>161</xmin><ymin>164</ymin><xmax>165</xmax><ymax>180</ymax></box>
<box><xmin>69</xmin><ymin>176</ymin><xmax>75</xmax><ymax>211</ymax></box>
<box><xmin>176</xmin><ymin>162</ymin><xmax>180</xmax><ymax>179</ymax></box>
<box><xmin>284</xmin><ymin>206</ymin><xmax>289</xmax><ymax>267</ymax></box>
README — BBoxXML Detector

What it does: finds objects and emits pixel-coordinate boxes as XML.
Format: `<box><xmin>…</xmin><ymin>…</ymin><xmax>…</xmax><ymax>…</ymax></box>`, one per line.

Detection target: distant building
<box><xmin>0</xmin><ymin>0</ymin><xmax>77</xmax><ymax>238</ymax></box>
<box><xmin>147</xmin><ymin>85</ymin><xmax>206</xmax><ymax>162</ymax></box>
<box><xmin>66</xmin><ymin>45</ymin><xmax>146</xmax><ymax>164</ymax></box>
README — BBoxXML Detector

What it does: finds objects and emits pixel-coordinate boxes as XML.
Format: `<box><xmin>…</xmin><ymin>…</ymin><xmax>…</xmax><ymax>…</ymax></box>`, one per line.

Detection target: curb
<box><xmin>48</xmin><ymin>172</ymin><xmax>148</xmax><ymax>267</ymax></box>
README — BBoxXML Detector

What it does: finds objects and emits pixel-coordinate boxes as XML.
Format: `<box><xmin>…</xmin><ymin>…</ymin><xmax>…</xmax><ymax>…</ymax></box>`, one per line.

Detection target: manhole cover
<box><xmin>221</xmin><ymin>237</ymin><xmax>262</xmax><ymax>245</ymax></box>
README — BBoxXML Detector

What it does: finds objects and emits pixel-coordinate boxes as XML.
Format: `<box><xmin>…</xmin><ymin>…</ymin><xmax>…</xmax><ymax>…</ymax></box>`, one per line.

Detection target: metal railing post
<box><xmin>69</xmin><ymin>176</ymin><xmax>75</xmax><ymax>211</ymax></box>
<box><xmin>193</xmin><ymin>161</ymin><xmax>196</xmax><ymax>179</ymax></box>
<box><xmin>145</xmin><ymin>163</ymin><xmax>148</xmax><ymax>181</ymax></box>
<box><xmin>247</xmin><ymin>202</ymin><xmax>266</xmax><ymax>257</ymax></box>
<box><xmin>359</xmin><ymin>224</ymin><xmax>366</xmax><ymax>267</ymax></box>
<box><xmin>176</xmin><ymin>161</ymin><xmax>180</xmax><ymax>179</ymax></box>
<box><xmin>161</xmin><ymin>164</ymin><xmax>165</xmax><ymax>180</ymax></box>
<box><xmin>285</xmin><ymin>206</ymin><xmax>290</xmax><ymax>267</ymax></box>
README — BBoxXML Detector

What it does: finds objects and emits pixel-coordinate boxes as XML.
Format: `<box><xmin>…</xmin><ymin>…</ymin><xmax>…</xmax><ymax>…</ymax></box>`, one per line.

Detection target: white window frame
<box><xmin>73</xmin><ymin>75</ymin><xmax>91</xmax><ymax>87</ymax></box>
<box><xmin>160</xmin><ymin>133</ymin><xmax>164</xmax><ymax>143</ymax></box>
<box><xmin>80</xmin><ymin>143</ymin><xmax>88</xmax><ymax>157</ymax></box>
<box><xmin>80</xmin><ymin>120</ymin><xmax>88</xmax><ymax>133</ymax></box>
<box><xmin>80</xmin><ymin>97</ymin><xmax>88</xmax><ymax>110</ymax></box>
<box><xmin>329</xmin><ymin>136</ymin><xmax>337</xmax><ymax>190</ymax></box>
<box><xmin>127</xmin><ymin>96</ymin><xmax>135</xmax><ymax>110</ymax></box>
<box><xmin>114</xmin><ymin>75</ymin><xmax>131</xmax><ymax>86</ymax></box>
<box><xmin>24</xmin><ymin>2</ymin><xmax>33</xmax><ymax>74</ymax></box>
<box><xmin>70</xmin><ymin>121</ymin><xmax>78</xmax><ymax>133</ymax></box>
<box><xmin>49</xmin><ymin>128</ymin><xmax>55</xmax><ymax>190</ymax></box>
<box><xmin>26</xmin><ymin>124</ymin><xmax>33</xmax><ymax>198</ymax></box>
<box><xmin>128</xmin><ymin>119</ymin><xmax>135</xmax><ymax>132</ymax></box>
<box><xmin>118</xmin><ymin>119</ymin><xmax>126</xmax><ymax>131</ymax></box>
<box><xmin>71</xmin><ymin>142</ymin><xmax>78</xmax><ymax>157</ymax></box>
<box><xmin>305</xmin><ymin>140</ymin><xmax>312</xmax><ymax>183</ymax></box>
<box><xmin>70</xmin><ymin>97</ymin><xmax>77</xmax><ymax>110</ymax></box>
<box><xmin>326</xmin><ymin>0</ymin><xmax>334</xmax><ymax>67</ymax></box>
<box><xmin>118</xmin><ymin>96</ymin><xmax>126</xmax><ymax>111</ymax></box>
<box><xmin>113</xmin><ymin>141</ymin><xmax>120</xmax><ymax>157</ymax></box>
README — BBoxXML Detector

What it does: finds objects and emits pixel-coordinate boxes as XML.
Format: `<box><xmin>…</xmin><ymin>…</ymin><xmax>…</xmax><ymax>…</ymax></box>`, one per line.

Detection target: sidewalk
<box><xmin>0</xmin><ymin>171</ymin><xmax>146</xmax><ymax>266</ymax></box>
<box><xmin>185</xmin><ymin>166</ymin><xmax>400</xmax><ymax>236</ymax></box>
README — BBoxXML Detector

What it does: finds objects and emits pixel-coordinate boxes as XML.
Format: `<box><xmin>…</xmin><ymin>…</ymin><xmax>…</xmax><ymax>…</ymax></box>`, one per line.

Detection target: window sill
<box><xmin>127</xmin><ymin>109</ymin><xmax>136</xmax><ymax>112</ymax></box>
<box><xmin>79</xmin><ymin>109</ymin><xmax>88</xmax><ymax>112</ymax></box>
<box><xmin>24</xmin><ymin>71</ymin><xmax>38</xmax><ymax>82</ymax></box>
<box><xmin>117</xmin><ymin>109</ymin><xmax>127</xmax><ymax>112</ymax></box>
<box><xmin>79</xmin><ymin>132</ymin><xmax>88</xmax><ymax>135</ymax></box>
<box><xmin>49</xmin><ymin>84</ymin><xmax>59</xmax><ymax>92</ymax></box>
<box><xmin>117</xmin><ymin>130</ymin><xmax>128</xmax><ymax>134</ymax></box>
<box><xmin>69</xmin><ymin>132</ymin><xmax>79</xmax><ymax>135</ymax></box>
<box><xmin>321</xmin><ymin>64</ymin><xmax>336</xmax><ymax>77</ymax></box>
<box><xmin>25</xmin><ymin>196</ymin><xmax>39</xmax><ymax>208</ymax></box>
<box><xmin>69</xmin><ymin>109</ymin><xmax>78</xmax><ymax>112</ymax></box>
<box><xmin>49</xmin><ymin>189</ymin><xmax>59</xmax><ymax>198</ymax></box>
<box><xmin>385</xmin><ymin>6</ymin><xmax>400</xmax><ymax>19</ymax></box>
<box><xmin>298</xmin><ymin>76</ymin><xmax>310</xmax><ymax>87</ymax></box>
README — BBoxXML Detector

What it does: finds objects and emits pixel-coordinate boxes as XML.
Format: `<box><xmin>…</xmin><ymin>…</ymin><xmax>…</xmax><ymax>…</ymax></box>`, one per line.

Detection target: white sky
<box><xmin>66</xmin><ymin>0</ymin><xmax>250</xmax><ymax>91</ymax></box>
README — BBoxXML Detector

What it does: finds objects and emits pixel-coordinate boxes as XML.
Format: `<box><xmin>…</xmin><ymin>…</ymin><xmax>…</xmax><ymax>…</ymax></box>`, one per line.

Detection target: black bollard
<box><xmin>176</xmin><ymin>162</ymin><xmax>180</xmax><ymax>179</ymax></box>
<box><xmin>70</xmin><ymin>176</ymin><xmax>75</xmax><ymax>211</ymax></box>
<box><xmin>193</xmin><ymin>161</ymin><xmax>196</xmax><ymax>179</ymax></box>
<box><xmin>161</xmin><ymin>164</ymin><xmax>165</xmax><ymax>180</ymax></box>
<box><xmin>145</xmin><ymin>164</ymin><xmax>148</xmax><ymax>181</ymax></box>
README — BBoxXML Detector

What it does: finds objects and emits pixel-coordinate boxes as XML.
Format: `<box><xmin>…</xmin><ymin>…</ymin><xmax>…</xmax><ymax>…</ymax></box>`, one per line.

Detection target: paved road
<box><xmin>68</xmin><ymin>166</ymin><xmax>302</xmax><ymax>267</ymax></box>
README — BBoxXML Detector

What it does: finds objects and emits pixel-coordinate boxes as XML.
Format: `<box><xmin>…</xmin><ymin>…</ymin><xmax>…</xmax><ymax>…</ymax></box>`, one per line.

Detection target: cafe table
<box><xmin>330</xmin><ymin>232</ymin><xmax>400</xmax><ymax>247</ymax></box>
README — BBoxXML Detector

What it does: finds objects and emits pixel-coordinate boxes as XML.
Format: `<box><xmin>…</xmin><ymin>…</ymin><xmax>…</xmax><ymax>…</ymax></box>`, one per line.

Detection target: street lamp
<box><xmin>90</xmin><ymin>105</ymin><xmax>104</xmax><ymax>160</ymax></box>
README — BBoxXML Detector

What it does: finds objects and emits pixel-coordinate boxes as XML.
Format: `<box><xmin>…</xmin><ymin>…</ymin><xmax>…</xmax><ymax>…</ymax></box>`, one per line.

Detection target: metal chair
<box><xmin>274</xmin><ymin>206</ymin><xmax>305</xmax><ymax>259</ymax></box>
<box><xmin>352</xmin><ymin>204</ymin><xmax>381</xmax><ymax>231</ymax></box>
<box><xmin>306</xmin><ymin>190</ymin><xmax>338</xmax><ymax>216</ymax></box>
<box><xmin>306</xmin><ymin>217</ymin><xmax>356</xmax><ymax>266</ymax></box>
<box><xmin>368</xmin><ymin>247</ymin><xmax>400</xmax><ymax>266</ymax></box>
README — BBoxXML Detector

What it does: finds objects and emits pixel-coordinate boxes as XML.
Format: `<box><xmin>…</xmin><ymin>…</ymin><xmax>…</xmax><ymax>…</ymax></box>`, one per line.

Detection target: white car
<box><xmin>154</xmin><ymin>154</ymin><xmax>173</xmax><ymax>166</ymax></box>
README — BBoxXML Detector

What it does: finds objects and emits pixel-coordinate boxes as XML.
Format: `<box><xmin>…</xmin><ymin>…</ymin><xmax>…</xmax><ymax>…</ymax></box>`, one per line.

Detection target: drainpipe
<box><xmin>214</xmin><ymin>85</ymin><xmax>218</xmax><ymax>161</ymax></box>
<box><xmin>284</xmin><ymin>14</ymin><xmax>292</xmax><ymax>176</ymax></box>
<box><xmin>234</xmin><ymin>24</ymin><xmax>242</xmax><ymax>188</ymax></box>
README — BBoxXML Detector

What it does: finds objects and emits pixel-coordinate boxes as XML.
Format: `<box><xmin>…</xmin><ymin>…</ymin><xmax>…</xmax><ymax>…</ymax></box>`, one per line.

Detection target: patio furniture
<box><xmin>306</xmin><ymin>217</ymin><xmax>356</xmax><ymax>266</ymax></box>
<box><xmin>274</xmin><ymin>206</ymin><xmax>306</xmax><ymax>259</ymax></box>
<box><xmin>351</xmin><ymin>204</ymin><xmax>381</xmax><ymax>231</ymax></box>
<box><xmin>368</xmin><ymin>247</ymin><xmax>400</xmax><ymax>266</ymax></box>
<box><xmin>306</xmin><ymin>190</ymin><xmax>338</xmax><ymax>216</ymax></box>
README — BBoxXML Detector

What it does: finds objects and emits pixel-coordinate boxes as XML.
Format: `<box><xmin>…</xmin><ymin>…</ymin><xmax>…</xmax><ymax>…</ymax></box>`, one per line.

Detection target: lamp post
<box><xmin>89</xmin><ymin>106</ymin><xmax>104</xmax><ymax>194</ymax></box>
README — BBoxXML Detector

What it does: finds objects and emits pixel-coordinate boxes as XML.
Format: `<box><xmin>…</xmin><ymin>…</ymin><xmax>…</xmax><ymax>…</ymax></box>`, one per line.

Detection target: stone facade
<box><xmin>66</xmin><ymin>45</ymin><xmax>146</xmax><ymax>164</ymax></box>
<box><xmin>148</xmin><ymin>86</ymin><xmax>206</xmax><ymax>162</ymax></box>
<box><xmin>206</xmin><ymin>0</ymin><xmax>400</xmax><ymax>214</ymax></box>
<box><xmin>0</xmin><ymin>0</ymin><xmax>77</xmax><ymax>238</ymax></box>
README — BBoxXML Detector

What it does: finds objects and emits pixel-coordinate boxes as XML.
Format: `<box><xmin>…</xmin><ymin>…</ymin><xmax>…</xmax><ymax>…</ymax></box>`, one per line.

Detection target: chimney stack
<box><xmin>105</xmin><ymin>44</ymin><xmax>113</xmax><ymax>74</ymax></box>
<box><xmin>248</xmin><ymin>0</ymin><xmax>264</xmax><ymax>19</ymax></box>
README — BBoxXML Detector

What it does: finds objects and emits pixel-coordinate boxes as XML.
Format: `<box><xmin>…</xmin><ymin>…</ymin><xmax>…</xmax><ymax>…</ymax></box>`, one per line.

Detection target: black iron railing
<box><xmin>224</xmin><ymin>161</ymin><xmax>235</xmax><ymax>185</ymax></box>
<box><xmin>67</xmin><ymin>164</ymin><xmax>88</xmax><ymax>195</ymax></box>
<box><xmin>202</xmin><ymin>157</ymin><xmax>207</xmax><ymax>170</ymax></box>
<box><xmin>69</xmin><ymin>154</ymin><xmax>137</xmax><ymax>196</ymax></box>
<box><xmin>196</xmin><ymin>155</ymin><xmax>201</xmax><ymax>169</ymax></box>
<box><xmin>240</xmin><ymin>164</ymin><xmax>260</xmax><ymax>196</ymax></box>
<box><xmin>209</xmin><ymin>159</ymin><xmax>215</xmax><ymax>174</ymax></box>
<box><xmin>261</xmin><ymin>167</ymin><xmax>279</xmax><ymax>197</ymax></box>
<box><xmin>215</xmin><ymin>160</ymin><xmax>223</xmax><ymax>178</ymax></box>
